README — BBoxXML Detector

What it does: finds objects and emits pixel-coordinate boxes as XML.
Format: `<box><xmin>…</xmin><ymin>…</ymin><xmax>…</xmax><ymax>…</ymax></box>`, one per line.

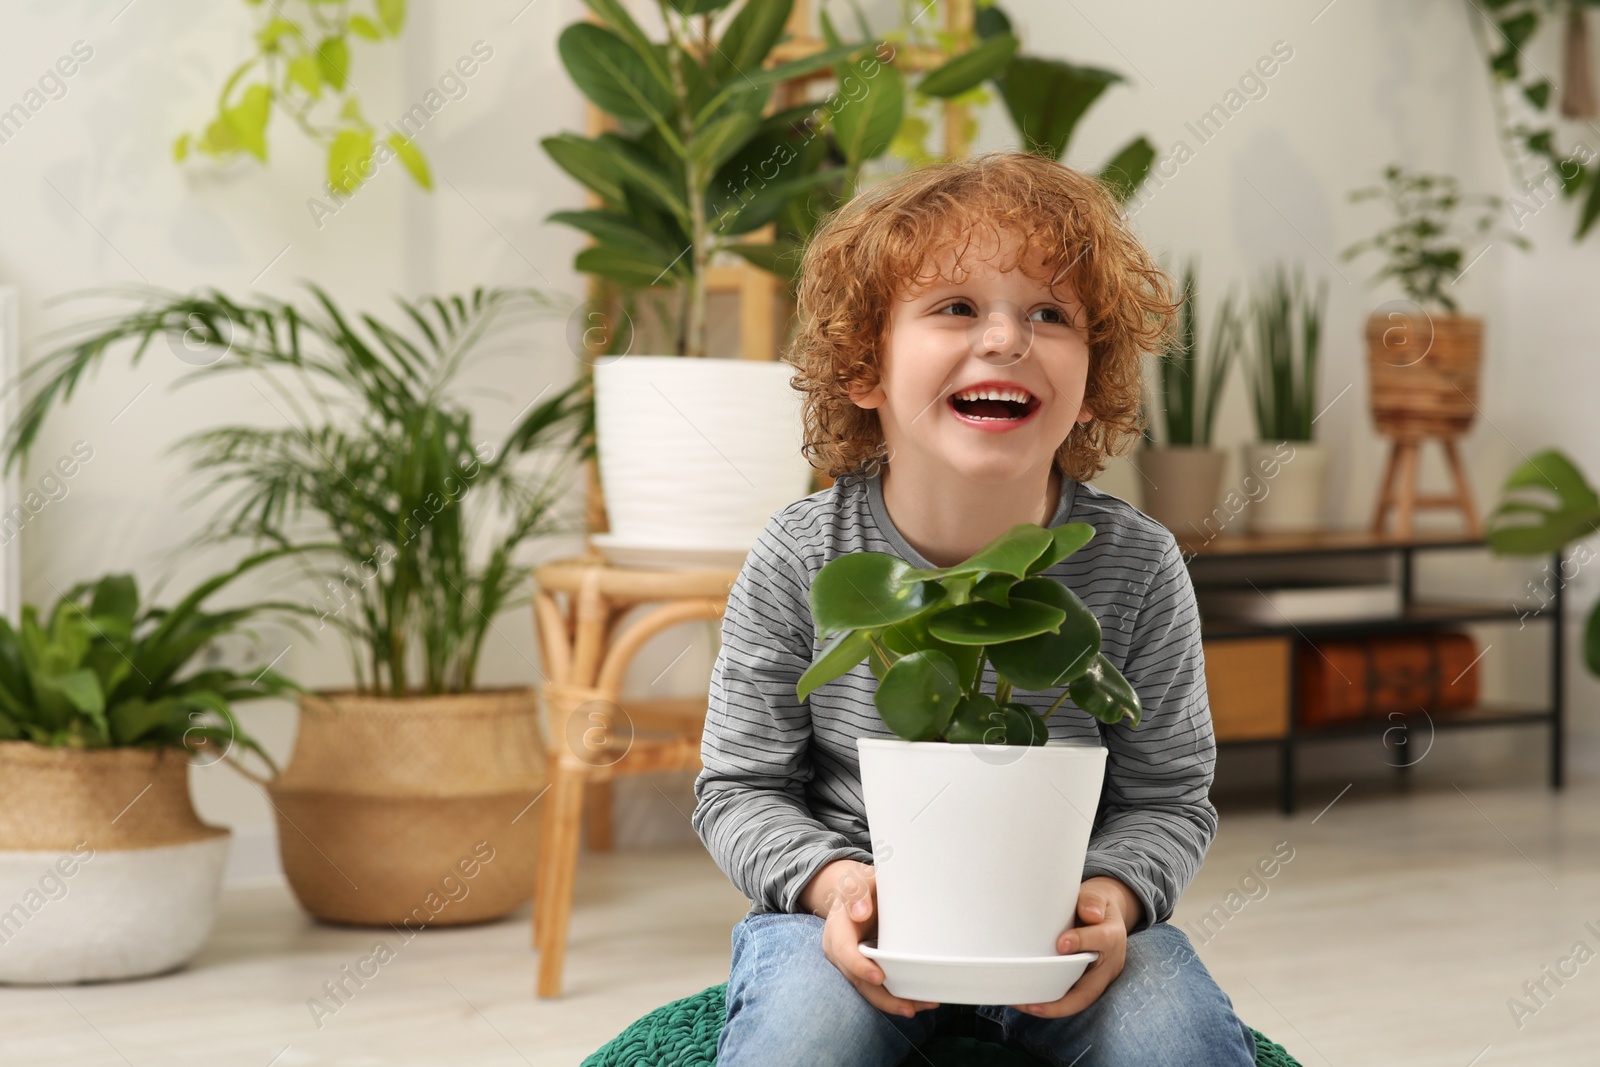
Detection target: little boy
<box><xmin>692</xmin><ymin>152</ymin><xmax>1257</xmax><ymax>1066</ymax></box>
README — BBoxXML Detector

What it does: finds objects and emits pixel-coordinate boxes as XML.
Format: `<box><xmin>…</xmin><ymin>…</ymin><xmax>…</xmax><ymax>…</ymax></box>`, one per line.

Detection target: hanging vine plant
<box><xmin>1469</xmin><ymin>0</ymin><xmax>1600</xmax><ymax>237</ymax></box>
<box><xmin>173</xmin><ymin>0</ymin><xmax>432</xmax><ymax>197</ymax></box>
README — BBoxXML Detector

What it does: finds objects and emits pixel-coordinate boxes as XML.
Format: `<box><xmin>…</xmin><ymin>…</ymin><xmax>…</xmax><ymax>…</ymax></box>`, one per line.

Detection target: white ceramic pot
<box><xmin>0</xmin><ymin>742</ymin><xmax>230</xmax><ymax>984</ymax></box>
<box><xmin>1241</xmin><ymin>440</ymin><xmax>1331</xmax><ymax>534</ymax></box>
<box><xmin>593</xmin><ymin>356</ymin><xmax>814</xmax><ymax>551</ymax></box>
<box><xmin>1135</xmin><ymin>445</ymin><xmax>1228</xmax><ymax>540</ymax></box>
<box><xmin>0</xmin><ymin>837</ymin><xmax>230</xmax><ymax>983</ymax></box>
<box><xmin>856</xmin><ymin>738</ymin><xmax>1107</xmax><ymax>959</ymax></box>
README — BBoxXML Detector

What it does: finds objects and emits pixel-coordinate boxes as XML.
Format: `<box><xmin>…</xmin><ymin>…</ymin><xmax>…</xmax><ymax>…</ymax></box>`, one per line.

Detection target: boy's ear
<box><xmin>848</xmin><ymin>380</ymin><xmax>886</xmax><ymax>410</ymax></box>
<box><xmin>1075</xmin><ymin>401</ymin><xmax>1095</xmax><ymax>424</ymax></box>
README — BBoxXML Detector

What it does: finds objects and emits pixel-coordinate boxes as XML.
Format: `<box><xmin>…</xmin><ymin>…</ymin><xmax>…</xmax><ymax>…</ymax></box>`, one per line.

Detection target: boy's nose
<box><xmin>973</xmin><ymin>304</ymin><xmax>1032</xmax><ymax>365</ymax></box>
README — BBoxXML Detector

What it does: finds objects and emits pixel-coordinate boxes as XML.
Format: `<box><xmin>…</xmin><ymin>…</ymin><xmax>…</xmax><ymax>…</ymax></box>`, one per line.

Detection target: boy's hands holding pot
<box><xmin>1014</xmin><ymin>875</ymin><xmax>1144</xmax><ymax>1017</ymax></box>
<box><xmin>800</xmin><ymin>858</ymin><xmax>940</xmax><ymax>1019</ymax></box>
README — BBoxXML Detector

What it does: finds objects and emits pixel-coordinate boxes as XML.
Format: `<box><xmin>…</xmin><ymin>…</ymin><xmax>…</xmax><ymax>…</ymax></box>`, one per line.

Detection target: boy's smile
<box><xmin>849</xmin><ymin>224</ymin><xmax>1093</xmax><ymax>485</ymax></box>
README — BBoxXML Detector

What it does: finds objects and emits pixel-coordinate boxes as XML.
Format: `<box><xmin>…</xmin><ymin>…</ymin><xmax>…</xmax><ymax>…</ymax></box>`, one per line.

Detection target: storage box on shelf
<box><xmin>1180</xmin><ymin>529</ymin><xmax>1566</xmax><ymax>814</ymax></box>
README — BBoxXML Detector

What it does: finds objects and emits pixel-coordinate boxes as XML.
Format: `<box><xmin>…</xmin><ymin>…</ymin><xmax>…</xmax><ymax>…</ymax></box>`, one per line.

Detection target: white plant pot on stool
<box><xmin>1241</xmin><ymin>440</ymin><xmax>1331</xmax><ymax>534</ymax></box>
<box><xmin>855</xmin><ymin>738</ymin><xmax>1107</xmax><ymax>1005</ymax></box>
<box><xmin>592</xmin><ymin>356</ymin><xmax>815</xmax><ymax>566</ymax></box>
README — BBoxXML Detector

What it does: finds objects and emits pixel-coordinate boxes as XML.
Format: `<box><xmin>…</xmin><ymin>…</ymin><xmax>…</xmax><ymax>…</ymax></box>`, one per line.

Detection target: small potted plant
<box><xmin>1341</xmin><ymin>165</ymin><xmax>1529</xmax><ymax>450</ymax></box>
<box><xmin>0</xmin><ymin>558</ymin><xmax>296</xmax><ymax>983</ymax></box>
<box><xmin>1137</xmin><ymin>261</ymin><xmax>1240</xmax><ymax>539</ymax></box>
<box><xmin>794</xmin><ymin>521</ymin><xmax>1139</xmax><ymax>1003</ymax></box>
<box><xmin>1241</xmin><ymin>264</ymin><xmax>1329</xmax><ymax>533</ymax></box>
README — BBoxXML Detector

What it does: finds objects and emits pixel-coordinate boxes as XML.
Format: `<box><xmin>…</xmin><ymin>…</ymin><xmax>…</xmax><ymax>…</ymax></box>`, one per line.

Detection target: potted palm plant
<box><xmin>794</xmin><ymin>520</ymin><xmax>1139</xmax><ymax>1004</ymax></box>
<box><xmin>1241</xmin><ymin>265</ymin><xmax>1329</xmax><ymax>533</ymax></box>
<box><xmin>1137</xmin><ymin>262</ymin><xmax>1240</xmax><ymax>540</ymax></box>
<box><xmin>5</xmin><ymin>286</ymin><xmax>589</xmax><ymax>926</ymax></box>
<box><xmin>0</xmin><ymin>559</ymin><xmax>296</xmax><ymax>983</ymax></box>
<box><xmin>1341</xmin><ymin>165</ymin><xmax>1528</xmax><ymax>458</ymax></box>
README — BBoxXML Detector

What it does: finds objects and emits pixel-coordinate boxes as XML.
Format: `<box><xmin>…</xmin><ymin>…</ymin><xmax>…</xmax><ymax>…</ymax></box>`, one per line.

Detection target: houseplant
<box><xmin>5</xmin><ymin>285</ymin><xmax>589</xmax><ymax>926</ymax></box>
<box><xmin>1241</xmin><ymin>265</ymin><xmax>1328</xmax><ymax>533</ymax></box>
<box><xmin>795</xmin><ymin>520</ymin><xmax>1139</xmax><ymax>1003</ymax></box>
<box><xmin>1487</xmin><ymin>449</ymin><xmax>1600</xmax><ymax>680</ymax></box>
<box><xmin>0</xmin><ymin>558</ymin><xmax>297</xmax><ymax>983</ymax></box>
<box><xmin>543</xmin><ymin>1</ymin><xmax>1154</xmax><ymax>557</ymax></box>
<box><xmin>174</xmin><ymin>0</ymin><xmax>431</xmax><ymax>197</ymax></box>
<box><xmin>1137</xmin><ymin>262</ymin><xmax>1240</xmax><ymax>540</ymax></box>
<box><xmin>1342</xmin><ymin>166</ymin><xmax>1527</xmax><ymax>448</ymax></box>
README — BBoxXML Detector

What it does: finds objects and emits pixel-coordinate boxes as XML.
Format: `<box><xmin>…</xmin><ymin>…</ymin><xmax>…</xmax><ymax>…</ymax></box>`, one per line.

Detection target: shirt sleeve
<box><xmin>691</xmin><ymin>518</ymin><xmax>874</xmax><ymax>914</ymax></box>
<box><xmin>1080</xmin><ymin>535</ymin><xmax>1219</xmax><ymax>933</ymax></box>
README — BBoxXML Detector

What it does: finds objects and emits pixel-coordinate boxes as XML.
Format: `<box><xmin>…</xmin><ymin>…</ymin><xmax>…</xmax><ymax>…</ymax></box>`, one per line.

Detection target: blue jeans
<box><xmin>717</xmin><ymin>913</ymin><xmax>1257</xmax><ymax>1067</ymax></box>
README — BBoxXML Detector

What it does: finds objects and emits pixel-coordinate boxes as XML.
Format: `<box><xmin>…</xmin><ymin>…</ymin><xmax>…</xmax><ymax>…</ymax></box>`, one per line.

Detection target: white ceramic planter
<box><xmin>0</xmin><ymin>836</ymin><xmax>230</xmax><ymax>984</ymax></box>
<box><xmin>593</xmin><ymin>356</ymin><xmax>814</xmax><ymax>551</ymax></box>
<box><xmin>857</xmin><ymin>738</ymin><xmax>1107</xmax><ymax>959</ymax></box>
<box><xmin>1241</xmin><ymin>440</ymin><xmax>1331</xmax><ymax>534</ymax></box>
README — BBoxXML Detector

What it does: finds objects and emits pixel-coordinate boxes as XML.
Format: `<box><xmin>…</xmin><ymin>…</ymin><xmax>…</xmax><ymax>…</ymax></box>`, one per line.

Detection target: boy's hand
<box><xmin>800</xmin><ymin>859</ymin><xmax>940</xmax><ymax>1019</ymax></box>
<box><xmin>1013</xmin><ymin>876</ymin><xmax>1143</xmax><ymax>1018</ymax></box>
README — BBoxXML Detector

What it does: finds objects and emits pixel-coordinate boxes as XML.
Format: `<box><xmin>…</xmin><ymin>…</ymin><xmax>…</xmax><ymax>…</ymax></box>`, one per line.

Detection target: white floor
<box><xmin>4</xmin><ymin>774</ymin><xmax>1599</xmax><ymax>1066</ymax></box>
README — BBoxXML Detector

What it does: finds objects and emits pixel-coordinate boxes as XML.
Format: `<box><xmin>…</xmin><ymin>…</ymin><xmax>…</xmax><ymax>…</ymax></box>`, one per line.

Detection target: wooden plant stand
<box><xmin>530</xmin><ymin>554</ymin><xmax>740</xmax><ymax>998</ymax></box>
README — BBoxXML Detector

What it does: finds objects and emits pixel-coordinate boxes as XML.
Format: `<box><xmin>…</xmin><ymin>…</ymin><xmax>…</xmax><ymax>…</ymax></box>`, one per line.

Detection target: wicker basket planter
<box><xmin>0</xmin><ymin>742</ymin><xmax>230</xmax><ymax>983</ymax></box>
<box><xmin>235</xmin><ymin>688</ymin><xmax>547</xmax><ymax>927</ymax></box>
<box><xmin>1366</xmin><ymin>312</ymin><xmax>1482</xmax><ymax>438</ymax></box>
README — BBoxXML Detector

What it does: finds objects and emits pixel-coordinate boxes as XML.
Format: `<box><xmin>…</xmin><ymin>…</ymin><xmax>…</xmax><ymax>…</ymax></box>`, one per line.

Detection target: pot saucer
<box><xmin>858</xmin><ymin>941</ymin><xmax>1099</xmax><ymax>1006</ymax></box>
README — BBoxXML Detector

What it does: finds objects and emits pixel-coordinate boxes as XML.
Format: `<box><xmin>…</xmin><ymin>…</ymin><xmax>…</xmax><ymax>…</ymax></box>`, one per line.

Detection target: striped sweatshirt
<box><xmin>690</xmin><ymin>468</ymin><xmax>1218</xmax><ymax>933</ymax></box>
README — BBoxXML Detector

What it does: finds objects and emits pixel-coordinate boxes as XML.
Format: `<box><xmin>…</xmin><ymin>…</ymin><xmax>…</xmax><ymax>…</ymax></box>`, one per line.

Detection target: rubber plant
<box><xmin>174</xmin><ymin>0</ymin><xmax>430</xmax><ymax>196</ymax></box>
<box><xmin>796</xmin><ymin>521</ymin><xmax>1141</xmax><ymax>743</ymax></box>
<box><xmin>1487</xmin><ymin>449</ymin><xmax>1600</xmax><ymax>679</ymax></box>
<box><xmin>0</xmin><ymin>552</ymin><xmax>299</xmax><ymax>764</ymax></box>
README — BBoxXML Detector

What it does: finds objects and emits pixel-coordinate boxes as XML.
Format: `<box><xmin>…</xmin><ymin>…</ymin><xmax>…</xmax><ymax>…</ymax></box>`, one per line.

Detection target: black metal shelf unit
<box><xmin>1183</xmin><ymin>534</ymin><xmax>1566</xmax><ymax>815</ymax></box>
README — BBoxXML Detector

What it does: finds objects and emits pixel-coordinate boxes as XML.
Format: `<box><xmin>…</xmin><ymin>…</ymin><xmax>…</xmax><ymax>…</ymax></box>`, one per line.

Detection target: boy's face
<box><xmin>849</xmin><ymin>227</ymin><xmax>1094</xmax><ymax>484</ymax></box>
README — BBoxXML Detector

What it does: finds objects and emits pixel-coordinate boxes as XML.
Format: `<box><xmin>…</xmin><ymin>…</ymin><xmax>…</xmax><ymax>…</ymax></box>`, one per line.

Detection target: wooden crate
<box><xmin>1203</xmin><ymin>637</ymin><xmax>1290</xmax><ymax>741</ymax></box>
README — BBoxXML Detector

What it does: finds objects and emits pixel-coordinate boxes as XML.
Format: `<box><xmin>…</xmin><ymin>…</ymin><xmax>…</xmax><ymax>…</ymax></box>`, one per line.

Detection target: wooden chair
<box><xmin>530</xmin><ymin>554</ymin><xmax>740</xmax><ymax>998</ymax></box>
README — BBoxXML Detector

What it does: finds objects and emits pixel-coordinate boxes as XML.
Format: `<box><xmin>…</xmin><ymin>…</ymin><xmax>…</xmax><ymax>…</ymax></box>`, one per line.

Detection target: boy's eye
<box><xmin>1029</xmin><ymin>306</ymin><xmax>1068</xmax><ymax>325</ymax></box>
<box><xmin>936</xmin><ymin>300</ymin><xmax>978</xmax><ymax>317</ymax></box>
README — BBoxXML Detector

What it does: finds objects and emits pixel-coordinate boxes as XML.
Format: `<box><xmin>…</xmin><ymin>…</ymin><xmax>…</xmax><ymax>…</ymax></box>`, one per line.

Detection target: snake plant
<box><xmin>796</xmin><ymin>522</ymin><xmax>1140</xmax><ymax>744</ymax></box>
<box><xmin>0</xmin><ymin>550</ymin><xmax>299</xmax><ymax>764</ymax></box>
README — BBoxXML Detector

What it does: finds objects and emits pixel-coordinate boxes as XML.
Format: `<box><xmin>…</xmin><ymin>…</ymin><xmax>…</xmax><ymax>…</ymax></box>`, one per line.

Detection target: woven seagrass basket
<box><xmin>232</xmin><ymin>687</ymin><xmax>547</xmax><ymax>927</ymax></box>
<box><xmin>1366</xmin><ymin>312</ymin><xmax>1482</xmax><ymax>438</ymax></box>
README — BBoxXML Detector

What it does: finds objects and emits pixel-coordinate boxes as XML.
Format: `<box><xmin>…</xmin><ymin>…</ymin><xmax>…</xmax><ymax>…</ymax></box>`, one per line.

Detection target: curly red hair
<box><xmin>788</xmin><ymin>151</ymin><xmax>1176</xmax><ymax>483</ymax></box>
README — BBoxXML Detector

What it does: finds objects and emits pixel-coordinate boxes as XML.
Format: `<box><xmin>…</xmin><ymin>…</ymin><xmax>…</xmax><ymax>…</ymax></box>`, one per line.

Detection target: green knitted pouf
<box><xmin>581</xmin><ymin>983</ymin><xmax>1303</xmax><ymax>1066</ymax></box>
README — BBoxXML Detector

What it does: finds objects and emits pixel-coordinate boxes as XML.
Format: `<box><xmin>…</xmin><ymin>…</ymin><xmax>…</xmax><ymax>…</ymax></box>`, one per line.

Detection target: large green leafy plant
<box><xmin>544</xmin><ymin>0</ymin><xmax>1152</xmax><ymax>358</ymax></box>
<box><xmin>5</xmin><ymin>287</ymin><xmax>588</xmax><ymax>697</ymax></box>
<box><xmin>1487</xmin><ymin>449</ymin><xmax>1600</xmax><ymax>678</ymax></box>
<box><xmin>796</xmin><ymin>522</ymin><xmax>1141</xmax><ymax>744</ymax></box>
<box><xmin>0</xmin><ymin>555</ymin><xmax>297</xmax><ymax>765</ymax></box>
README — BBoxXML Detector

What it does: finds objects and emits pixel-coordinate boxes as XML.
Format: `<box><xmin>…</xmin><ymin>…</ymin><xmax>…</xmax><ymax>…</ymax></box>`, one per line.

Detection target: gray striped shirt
<box><xmin>691</xmin><ymin>469</ymin><xmax>1217</xmax><ymax>932</ymax></box>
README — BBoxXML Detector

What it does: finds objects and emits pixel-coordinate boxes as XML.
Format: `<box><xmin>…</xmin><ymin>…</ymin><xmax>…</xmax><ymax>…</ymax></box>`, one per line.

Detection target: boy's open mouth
<box><xmin>948</xmin><ymin>384</ymin><xmax>1040</xmax><ymax>422</ymax></box>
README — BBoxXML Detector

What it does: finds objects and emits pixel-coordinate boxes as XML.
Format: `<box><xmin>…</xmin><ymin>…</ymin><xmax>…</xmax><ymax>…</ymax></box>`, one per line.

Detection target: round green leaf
<box><xmin>913</xmin><ymin>523</ymin><xmax>1054</xmax><ymax>581</ymax></box>
<box><xmin>945</xmin><ymin>693</ymin><xmax>1000</xmax><ymax>744</ymax></box>
<box><xmin>881</xmin><ymin>609</ymin><xmax>982</xmax><ymax>693</ymax></box>
<box><xmin>986</xmin><ymin>577</ymin><xmax>1102</xmax><ymax>689</ymax></box>
<box><xmin>926</xmin><ymin>598</ymin><xmax>1066</xmax><ymax>646</ymax></box>
<box><xmin>810</xmin><ymin>552</ymin><xmax>946</xmax><ymax>637</ymax></box>
<box><xmin>1068</xmin><ymin>653</ymin><xmax>1142</xmax><ymax>727</ymax></box>
<box><xmin>874</xmin><ymin>650</ymin><xmax>962</xmax><ymax>742</ymax></box>
<box><xmin>1027</xmin><ymin>521</ymin><xmax>1096</xmax><ymax>574</ymax></box>
<box><xmin>999</xmin><ymin>702</ymin><xmax>1050</xmax><ymax>746</ymax></box>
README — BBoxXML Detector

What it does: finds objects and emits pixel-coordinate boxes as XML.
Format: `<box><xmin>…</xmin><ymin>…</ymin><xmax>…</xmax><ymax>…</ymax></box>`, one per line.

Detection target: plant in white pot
<box><xmin>1137</xmin><ymin>261</ymin><xmax>1241</xmax><ymax>540</ymax></box>
<box><xmin>794</xmin><ymin>521</ymin><xmax>1140</xmax><ymax>1004</ymax></box>
<box><xmin>0</xmin><ymin>559</ymin><xmax>296</xmax><ymax>983</ymax></box>
<box><xmin>543</xmin><ymin>0</ymin><xmax>858</xmax><ymax>560</ymax></box>
<box><xmin>1241</xmin><ymin>265</ymin><xmax>1329</xmax><ymax>534</ymax></box>
<box><xmin>5</xmin><ymin>286</ymin><xmax>589</xmax><ymax>927</ymax></box>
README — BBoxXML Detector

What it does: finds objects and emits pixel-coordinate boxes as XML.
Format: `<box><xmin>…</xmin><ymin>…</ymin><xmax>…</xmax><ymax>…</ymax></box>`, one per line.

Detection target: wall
<box><xmin>0</xmin><ymin>0</ymin><xmax>1593</xmax><ymax>882</ymax></box>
